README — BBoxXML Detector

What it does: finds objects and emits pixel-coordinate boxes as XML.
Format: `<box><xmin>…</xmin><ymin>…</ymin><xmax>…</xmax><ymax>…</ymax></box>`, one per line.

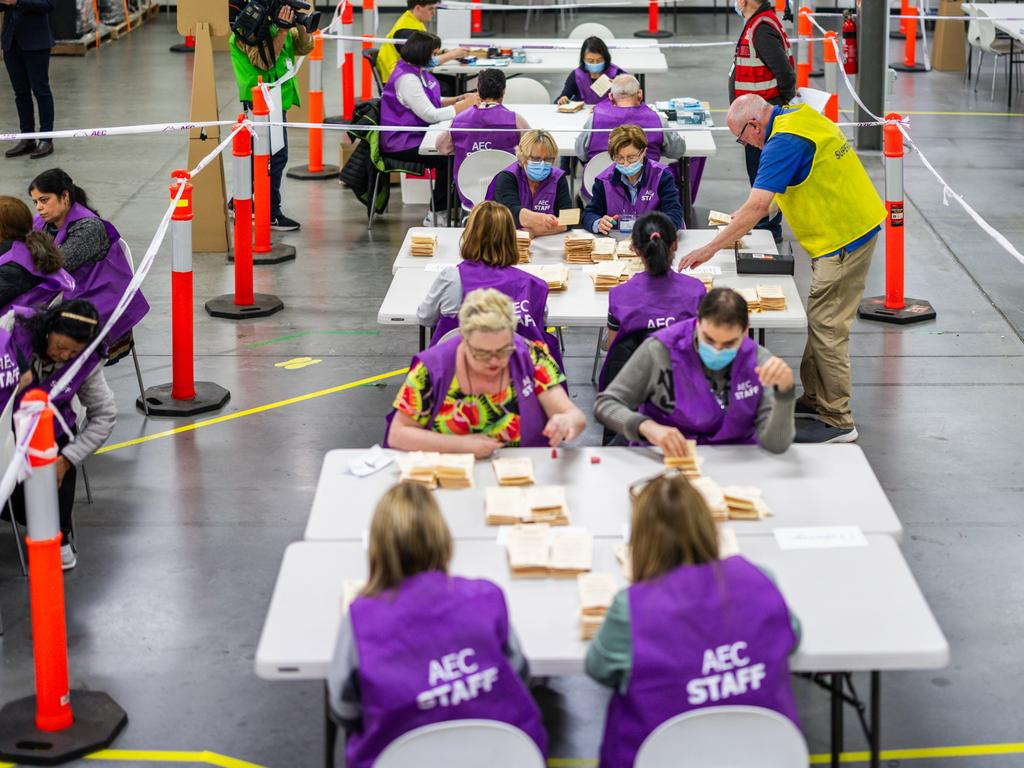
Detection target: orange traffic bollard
<box><xmin>635</xmin><ymin>0</ymin><xmax>673</xmax><ymax>38</ymax></box>
<box><xmin>891</xmin><ymin>0</ymin><xmax>927</xmax><ymax>72</ymax></box>
<box><xmin>287</xmin><ymin>32</ymin><xmax>341</xmax><ymax>181</ymax></box>
<box><xmin>250</xmin><ymin>79</ymin><xmax>297</xmax><ymax>265</ymax></box>
<box><xmin>796</xmin><ymin>7</ymin><xmax>812</xmax><ymax>88</ymax></box>
<box><xmin>823</xmin><ymin>31</ymin><xmax>839</xmax><ymax>122</ymax></box>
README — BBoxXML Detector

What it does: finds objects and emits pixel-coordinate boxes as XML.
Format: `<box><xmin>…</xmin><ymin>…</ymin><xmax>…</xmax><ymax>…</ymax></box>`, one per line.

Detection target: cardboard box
<box><xmin>932</xmin><ymin>0</ymin><xmax>966</xmax><ymax>72</ymax></box>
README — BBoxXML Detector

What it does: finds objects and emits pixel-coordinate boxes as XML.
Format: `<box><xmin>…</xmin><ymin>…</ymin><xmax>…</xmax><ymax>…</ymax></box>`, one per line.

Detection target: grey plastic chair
<box><xmin>375</xmin><ymin>720</ymin><xmax>545</xmax><ymax>768</ymax></box>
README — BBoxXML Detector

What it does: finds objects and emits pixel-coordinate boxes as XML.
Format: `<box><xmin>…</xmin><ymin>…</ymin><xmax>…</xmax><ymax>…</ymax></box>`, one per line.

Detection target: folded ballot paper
<box><xmin>409</xmin><ymin>231</ymin><xmax>438</xmax><ymax>257</ymax></box>
<box><xmin>519</xmin><ymin>264</ymin><xmax>569</xmax><ymax>292</ymax></box>
<box><xmin>586</xmin><ymin>260</ymin><xmax>641</xmax><ymax>291</ymax></box>
<box><xmin>708</xmin><ymin>210</ymin><xmax>733</xmax><ymax>227</ymax></box>
<box><xmin>485</xmin><ymin>485</ymin><xmax>570</xmax><ymax>526</ymax></box>
<box><xmin>662</xmin><ymin>439</ymin><xmax>701</xmax><ymax>477</ymax></box>
<box><xmin>516</xmin><ymin>230</ymin><xmax>532</xmax><ymax>263</ymax></box>
<box><xmin>591</xmin><ymin>237</ymin><xmax>617</xmax><ymax>261</ymax></box>
<box><xmin>557</xmin><ymin>100</ymin><xmax>586</xmax><ymax>113</ymax></box>
<box><xmin>590</xmin><ymin>74</ymin><xmax>613</xmax><ymax>98</ymax></box>
<box><xmin>492</xmin><ymin>456</ymin><xmax>536</xmax><ymax>486</ymax></box>
<box><xmin>689</xmin><ymin>476</ymin><xmax>730</xmax><ymax>522</ymax></box>
<box><xmin>737</xmin><ymin>286</ymin><xmax>762</xmax><ymax>312</ymax></box>
<box><xmin>395</xmin><ymin>452</ymin><xmax>475</xmax><ymax>489</ymax></box>
<box><xmin>564</xmin><ymin>231</ymin><xmax>596</xmax><ymax>263</ymax></box>
<box><xmin>578</xmin><ymin>573</ymin><xmax>618</xmax><ymax>640</ymax></box>
<box><xmin>756</xmin><ymin>284</ymin><xmax>787</xmax><ymax>311</ymax></box>
<box><xmin>506</xmin><ymin>525</ymin><xmax>593</xmax><ymax>578</ymax></box>
<box><xmin>722</xmin><ymin>486</ymin><xmax>773</xmax><ymax>521</ymax></box>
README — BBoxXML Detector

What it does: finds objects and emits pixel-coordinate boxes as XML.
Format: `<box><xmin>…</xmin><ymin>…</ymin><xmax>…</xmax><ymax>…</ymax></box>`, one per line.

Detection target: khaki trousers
<box><xmin>798</xmin><ymin>234</ymin><xmax>878</xmax><ymax>429</ymax></box>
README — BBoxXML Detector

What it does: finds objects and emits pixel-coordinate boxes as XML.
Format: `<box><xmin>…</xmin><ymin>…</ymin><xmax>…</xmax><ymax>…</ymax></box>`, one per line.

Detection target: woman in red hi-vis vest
<box><xmin>729</xmin><ymin>0</ymin><xmax>795</xmax><ymax>244</ymax></box>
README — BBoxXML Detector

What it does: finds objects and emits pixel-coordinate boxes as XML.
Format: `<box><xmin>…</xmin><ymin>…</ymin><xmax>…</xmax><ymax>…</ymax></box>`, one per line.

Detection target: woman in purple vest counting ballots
<box><xmin>30</xmin><ymin>168</ymin><xmax>149</xmax><ymax>362</ymax></box>
<box><xmin>436</xmin><ymin>69</ymin><xmax>530</xmax><ymax>210</ymax></box>
<box><xmin>0</xmin><ymin>196</ymin><xmax>73</xmax><ymax>312</ymax></box>
<box><xmin>555</xmin><ymin>37</ymin><xmax>625</xmax><ymax>107</ymax></box>
<box><xmin>584</xmin><ymin>125</ymin><xmax>684</xmax><ymax>236</ymax></box>
<box><xmin>599</xmin><ymin>212</ymin><xmax>705</xmax><ymax>390</ymax></box>
<box><xmin>595</xmin><ymin>288</ymin><xmax>795</xmax><ymax>455</ymax></box>
<box><xmin>9</xmin><ymin>300</ymin><xmax>116</xmax><ymax>571</ymax></box>
<box><xmin>418</xmin><ymin>202</ymin><xmax>559</xmax><ymax>356</ymax></box>
<box><xmin>587</xmin><ymin>473</ymin><xmax>800</xmax><ymax>767</ymax></box>
<box><xmin>486</xmin><ymin>129</ymin><xmax>572</xmax><ymax>238</ymax></box>
<box><xmin>388</xmin><ymin>289</ymin><xmax>585</xmax><ymax>458</ymax></box>
<box><xmin>328</xmin><ymin>482</ymin><xmax>547</xmax><ymax>767</ymax></box>
<box><xmin>380</xmin><ymin>31</ymin><xmax>481</xmax><ymax>220</ymax></box>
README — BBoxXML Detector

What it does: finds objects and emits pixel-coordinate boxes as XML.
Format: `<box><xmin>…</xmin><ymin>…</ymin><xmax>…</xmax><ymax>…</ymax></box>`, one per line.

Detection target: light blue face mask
<box><xmin>584</xmin><ymin>61</ymin><xmax>605</xmax><ymax>74</ymax></box>
<box><xmin>698</xmin><ymin>339</ymin><xmax>739</xmax><ymax>371</ymax></box>
<box><xmin>525</xmin><ymin>161</ymin><xmax>553</xmax><ymax>181</ymax></box>
<box><xmin>428</xmin><ymin>56</ymin><xmax>440</xmax><ymax>68</ymax></box>
<box><xmin>615</xmin><ymin>160</ymin><xmax>644</xmax><ymax>178</ymax></box>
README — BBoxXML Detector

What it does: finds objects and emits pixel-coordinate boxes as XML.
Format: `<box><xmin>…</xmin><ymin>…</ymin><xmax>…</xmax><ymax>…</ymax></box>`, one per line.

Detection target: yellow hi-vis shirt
<box><xmin>769</xmin><ymin>104</ymin><xmax>886</xmax><ymax>258</ymax></box>
<box><xmin>377</xmin><ymin>11</ymin><xmax>426</xmax><ymax>84</ymax></box>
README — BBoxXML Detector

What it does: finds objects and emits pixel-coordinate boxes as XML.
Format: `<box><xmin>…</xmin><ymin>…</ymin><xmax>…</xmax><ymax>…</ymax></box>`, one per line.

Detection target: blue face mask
<box><xmin>698</xmin><ymin>339</ymin><xmax>739</xmax><ymax>371</ymax></box>
<box><xmin>525</xmin><ymin>161</ymin><xmax>553</xmax><ymax>182</ymax></box>
<box><xmin>428</xmin><ymin>56</ymin><xmax>440</xmax><ymax>68</ymax></box>
<box><xmin>615</xmin><ymin>160</ymin><xmax>644</xmax><ymax>178</ymax></box>
<box><xmin>584</xmin><ymin>61</ymin><xmax>605</xmax><ymax>74</ymax></box>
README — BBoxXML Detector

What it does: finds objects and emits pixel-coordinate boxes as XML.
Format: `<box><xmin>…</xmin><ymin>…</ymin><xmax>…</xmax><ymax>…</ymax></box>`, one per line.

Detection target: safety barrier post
<box><xmin>208</xmin><ymin>117</ymin><xmax>285</xmax><ymax>320</ymax></box>
<box><xmin>0</xmin><ymin>391</ymin><xmax>128</xmax><ymax>763</ymax></box>
<box><xmin>890</xmin><ymin>0</ymin><xmax>919</xmax><ymax>38</ymax></box>
<box><xmin>858</xmin><ymin>114</ymin><xmax>936</xmax><ymax>325</ymax></box>
<box><xmin>170</xmin><ymin>34</ymin><xmax>195</xmax><ymax>53</ymax></box>
<box><xmin>287</xmin><ymin>32</ymin><xmax>341</xmax><ymax>180</ymax></box>
<box><xmin>635</xmin><ymin>0</ymin><xmax>673</xmax><ymax>37</ymax></box>
<box><xmin>775</xmin><ymin>0</ymin><xmax>785</xmax><ymax>13</ymax></box>
<box><xmin>343</xmin><ymin>1</ymin><xmax>355</xmax><ymax>120</ymax></box>
<box><xmin>823</xmin><ymin>31</ymin><xmax>840</xmax><ymax>121</ymax></box>
<box><xmin>891</xmin><ymin>0</ymin><xmax>927</xmax><ymax>72</ymax></box>
<box><xmin>797</xmin><ymin>7</ymin><xmax>812</xmax><ymax>88</ymax></box>
<box><xmin>361</xmin><ymin>0</ymin><xmax>376</xmax><ymax>99</ymax></box>
<box><xmin>251</xmin><ymin>79</ymin><xmax>298</xmax><ymax>265</ymax></box>
<box><xmin>137</xmin><ymin>172</ymin><xmax>231</xmax><ymax>416</ymax></box>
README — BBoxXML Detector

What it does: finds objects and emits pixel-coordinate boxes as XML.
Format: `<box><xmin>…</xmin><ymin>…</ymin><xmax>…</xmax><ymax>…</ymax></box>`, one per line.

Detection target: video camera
<box><xmin>231</xmin><ymin>0</ymin><xmax>321</xmax><ymax>45</ymax></box>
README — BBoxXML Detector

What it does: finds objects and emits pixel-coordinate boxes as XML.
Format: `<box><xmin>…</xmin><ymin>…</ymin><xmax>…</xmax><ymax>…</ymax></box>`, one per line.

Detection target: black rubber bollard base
<box><xmin>0</xmin><ymin>690</ymin><xmax>127</xmax><ymax>766</ymax></box>
<box><xmin>205</xmin><ymin>293</ymin><xmax>284</xmax><ymax>319</ymax></box>
<box><xmin>890</xmin><ymin>29</ymin><xmax>923</xmax><ymax>39</ymax></box>
<box><xmin>169</xmin><ymin>43</ymin><xmax>194</xmax><ymax>53</ymax></box>
<box><xmin>136</xmin><ymin>382</ymin><xmax>231</xmax><ymax>417</ymax></box>
<box><xmin>286</xmin><ymin>164</ymin><xmax>340</xmax><ymax>180</ymax></box>
<box><xmin>808</xmin><ymin>68</ymin><xmax>825</xmax><ymax>78</ymax></box>
<box><xmin>858</xmin><ymin>295</ymin><xmax>937</xmax><ymax>324</ymax></box>
<box><xmin>634</xmin><ymin>29</ymin><xmax>673</xmax><ymax>38</ymax></box>
<box><xmin>229</xmin><ymin>242</ymin><xmax>296</xmax><ymax>265</ymax></box>
<box><xmin>891</xmin><ymin>62</ymin><xmax>928</xmax><ymax>72</ymax></box>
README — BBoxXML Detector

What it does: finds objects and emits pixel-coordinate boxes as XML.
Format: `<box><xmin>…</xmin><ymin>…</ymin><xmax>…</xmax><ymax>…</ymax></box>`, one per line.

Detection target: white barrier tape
<box><xmin>320</xmin><ymin>31</ymin><xmax>831</xmax><ymax>49</ymax></box>
<box><xmin>808</xmin><ymin>14</ymin><xmax>884</xmax><ymax>122</ymax></box>
<box><xmin>898</xmin><ymin>124</ymin><xmax>1024</xmax><ymax>267</ymax></box>
<box><xmin>919</xmin><ymin>8</ymin><xmax>931</xmax><ymax>72</ymax></box>
<box><xmin>811</xmin><ymin>10</ymin><xmax>1024</xmax><ymax>19</ymax></box>
<box><xmin>0</xmin><ymin>120</ymin><xmax>237</xmax><ymax>144</ymax></box>
<box><xmin>0</xmin><ymin>405</ymin><xmax>43</xmax><ymax>507</ymax></box>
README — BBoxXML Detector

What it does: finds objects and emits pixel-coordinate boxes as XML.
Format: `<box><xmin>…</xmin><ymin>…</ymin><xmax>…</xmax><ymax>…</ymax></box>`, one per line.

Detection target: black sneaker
<box><xmin>270</xmin><ymin>214</ymin><xmax>301</xmax><ymax>232</ymax></box>
<box><xmin>794</xmin><ymin>400</ymin><xmax>823</xmax><ymax>420</ymax></box>
<box><xmin>795</xmin><ymin>420</ymin><xmax>859</xmax><ymax>444</ymax></box>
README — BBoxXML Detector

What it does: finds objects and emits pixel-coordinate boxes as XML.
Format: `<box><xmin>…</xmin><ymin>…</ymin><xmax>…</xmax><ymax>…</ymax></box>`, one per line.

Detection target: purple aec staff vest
<box><xmin>638</xmin><ymin>317</ymin><xmax>762</xmax><ymax>445</ymax></box>
<box><xmin>589</xmin><ymin>101</ymin><xmax>664</xmax><ymax>161</ymax></box>
<box><xmin>573</xmin><ymin>63</ymin><xmax>623</xmax><ymax>105</ymax></box>
<box><xmin>0</xmin><ymin>325</ymin><xmax>19</xmax><ymax>419</ymax></box>
<box><xmin>347</xmin><ymin>571</ymin><xmax>547</xmax><ymax>768</ymax></box>
<box><xmin>11</xmin><ymin>307</ymin><xmax>102</xmax><ymax>432</ymax></box>
<box><xmin>384</xmin><ymin>334</ymin><xmax>549</xmax><ymax>447</ymax></box>
<box><xmin>451</xmin><ymin>104</ymin><xmax>520</xmax><ymax>208</ymax></box>
<box><xmin>599</xmin><ymin>556</ymin><xmax>799</xmax><ymax>768</ymax></box>
<box><xmin>599</xmin><ymin>271</ymin><xmax>705</xmax><ymax>388</ymax></box>
<box><xmin>381</xmin><ymin>59</ymin><xmax>443</xmax><ymax>153</ymax></box>
<box><xmin>34</xmin><ymin>203</ymin><xmax>149</xmax><ymax>348</ymax></box>
<box><xmin>596</xmin><ymin>159</ymin><xmax>667</xmax><ymax>220</ymax></box>
<box><xmin>0</xmin><ymin>240</ymin><xmax>75</xmax><ymax>314</ymax></box>
<box><xmin>485</xmin><ymin>162</ymin><xmax>565</xmax><ymax>217</ymax></box>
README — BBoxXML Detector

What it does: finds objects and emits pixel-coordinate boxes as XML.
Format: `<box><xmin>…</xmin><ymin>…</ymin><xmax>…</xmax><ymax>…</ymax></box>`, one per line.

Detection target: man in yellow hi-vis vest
<box><xmin>680</xmin><ymin>94</ymin><xmax>886</xmax><ymax>444</ymax></box>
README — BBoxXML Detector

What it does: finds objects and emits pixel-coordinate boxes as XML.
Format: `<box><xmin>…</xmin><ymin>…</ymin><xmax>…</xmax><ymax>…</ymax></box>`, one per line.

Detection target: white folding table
<box><xmin>962</xmin><ymin>4</ymin><xmax>1024</xmax><ymax>107</ymax></box>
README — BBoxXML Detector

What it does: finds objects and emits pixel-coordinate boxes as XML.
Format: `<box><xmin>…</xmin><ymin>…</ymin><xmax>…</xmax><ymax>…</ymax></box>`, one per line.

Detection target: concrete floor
<box><xmin>0</xmin><ymin>8</ymin><xmax>1023</xmax><ymax>767</ymax></box>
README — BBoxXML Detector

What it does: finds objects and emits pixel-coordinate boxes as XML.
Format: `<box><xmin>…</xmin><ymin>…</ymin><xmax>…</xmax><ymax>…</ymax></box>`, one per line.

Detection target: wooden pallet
<box><xmin>53</xmin><ymin>1</ymin><xmax>158</xmax><ymax>55</ymax></box>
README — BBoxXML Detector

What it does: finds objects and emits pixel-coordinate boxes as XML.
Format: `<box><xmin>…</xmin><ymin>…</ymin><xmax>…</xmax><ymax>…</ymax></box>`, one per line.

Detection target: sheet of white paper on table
<box><xmin>425</xmin><ymin>264</ymin><xmax>448</xmax><ymax>272</ymax></box>
<box><xmin>684</xmin><ymin>264</ymin><xmax>722</xmax><ymax>275</ymax></box>
<box><xmin>497</xmin><ymin>524</ymin><xmax>587</xmax><ymax>547</ymax></box>
<box><xmin>348</xmin><ymin>445</ymin><xmax>394</xmax><ymax>477</ymax></box>
<box><xmin>773</xmin><ymin>526</ymin><xmax>869</xmax><ymax>550</ymax></box>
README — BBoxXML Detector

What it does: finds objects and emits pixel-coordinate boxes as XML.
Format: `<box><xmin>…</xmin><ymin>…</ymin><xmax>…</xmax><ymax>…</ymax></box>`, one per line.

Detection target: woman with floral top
<box><xmin>386</xmin><ymin>288</ymin><xmax>586</xmax><ymax>458</ymax></box>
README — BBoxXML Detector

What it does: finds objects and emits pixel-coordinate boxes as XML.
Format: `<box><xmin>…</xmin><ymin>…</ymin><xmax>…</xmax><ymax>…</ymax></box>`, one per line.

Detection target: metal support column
<box><xmin>855</xmin><ymin>0</ymin><xmax>888</xmax><ymax>150</ymax></box>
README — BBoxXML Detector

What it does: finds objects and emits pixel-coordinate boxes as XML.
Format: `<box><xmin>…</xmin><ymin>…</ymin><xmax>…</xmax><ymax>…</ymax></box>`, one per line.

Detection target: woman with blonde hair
<box><xmin>586</xmin><ymin>473</ymin><xmax>800</xmax><ymax>767</ymax></box>
<box><xmin>328</xmin><ymin>482</ymin><xmax>547</xmax><ymax>768</ymax></box>
<box><xmin>418</xmin><ymin>201</ymin><xmax>558</xmax><ymax>354</ymax></box>
<box><xmin>0</xmin><ymin>195</ymin><xmax>73</xmax><ymax>312</ymax></box>
<box><xmin>486</xmin><ymin>129</ymin><xmax>572</xmax><ymax>237</ymax></box>
<box><xmin>388</xmin><ymin>288</ymin><xmax>585</xmax><ymax>457</ymax></box>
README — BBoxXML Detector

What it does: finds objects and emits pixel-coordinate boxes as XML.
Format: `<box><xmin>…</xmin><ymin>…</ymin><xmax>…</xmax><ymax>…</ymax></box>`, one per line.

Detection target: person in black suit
<box><xmin>1</xmin><ymin>0</ymin><xmax>56</xmax><ymax>159</ymax></box>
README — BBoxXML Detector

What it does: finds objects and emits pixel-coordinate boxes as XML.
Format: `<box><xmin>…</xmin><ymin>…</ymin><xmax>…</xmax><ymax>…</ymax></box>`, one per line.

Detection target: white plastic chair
<box><xmin>634</xmin><ymin>706</ymin><xmax>809</xmax><ymax>768</ymax></box>
<box><xmin>374</xmin><ymin>720</ymin><xmax>545</xmax><ymax>768</ymax></box>
<box><xmin>503</xmin><ymin>77</ymin><xmax>551</xmax><ymax>105</ymax></box>
<box><xmin>569</xmin><ymin>22</ymin><xmax>615</xmax><ymax>39</ymax></box>
<box><xmin>581</xmin><ymin>152</ymin><xmax>614</xmax><ymax>203</ymax></box>
<box><xmin>967</xmin><ymin>13</ymin><xmax>1014</xmax><ymax>100</ymax></box>
<box><xmin>457</xmin><ymin>149</ymin><xmax>517</xmax><ymax>209</ymax></box>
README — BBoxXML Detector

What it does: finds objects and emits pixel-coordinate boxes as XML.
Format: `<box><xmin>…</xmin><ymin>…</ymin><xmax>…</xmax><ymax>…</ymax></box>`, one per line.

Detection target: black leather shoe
<box><xmin>5</xmin><ymin>140</ymin><xmax>36</xmax><ymax>158</ymax></box>
<box><xmin>30</xmin><ymin>140</ymin><xmax>53</xmax><ymax>159</ymax></box>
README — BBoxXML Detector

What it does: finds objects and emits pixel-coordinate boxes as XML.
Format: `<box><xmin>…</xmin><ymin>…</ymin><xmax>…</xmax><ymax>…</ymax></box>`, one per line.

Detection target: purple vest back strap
<box><xmin>573</xmin><ymin>63</ymin><xmax>623</xmax><ymax>105</ymax></box>
<box><xmin>599</xmin><ymin>556</ymin><xmax>799</xmax><ymax>767</ymax></box>
<box><xmin>597</xmin><ymin>159</ymin><xmax>666</xmax><ymax>220</ymax></box>
<box><xmin>0</xmin><ymin>240</ymin><xmax>76</xmax><ymax>314</ymax></box>
<box><xmin>346</xmin><ymin>571</ymin><xmax>547</xmax><ymax>768</ymax></box>
<box><xmin>589</xmin><ymin>101</ymin><xmax>664</xmax><ymax>161</ymax></box>
<box><xmin>451</xmin><ymin>105</ymin><xmax>520</xmax><ymax>208</ymax></box>
<box><xmin>381</xmin><ymin>60</ymin><xmax>443</xmax><ymax>154</ymax></box>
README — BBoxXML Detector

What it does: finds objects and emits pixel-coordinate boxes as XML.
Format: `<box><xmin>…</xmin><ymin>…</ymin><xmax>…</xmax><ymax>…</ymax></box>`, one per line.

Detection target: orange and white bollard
<box><xmin>823</xmin><ymin>31</ymin><xmax>840</xmax><ymax>121</ymax></box>
<box><xmin>136</xmin><ymin>172</ymin><xmax>231</xmax><ymax>416</ymax></box>
<box><xmin>169</xmin><ymin>34</ymin><xmax>195</xmax><ymax>53</ymax></box>
<box><xmin>858</xmin><ymin>114</ymin><xmax>936</xmax><ymax>325</ymax></box>
<box><xmin>796</xmin><ymin>7</ymin><xmax>812</xmax><ymax>88</ymax></box>
<box><xmin>287</xmin><ymin>33</ymin><xmax>341</xmax><ymax>181</ymax></box>
<box><xmin>208</xmin><ymin>117</ymin><xmax>285</xmax><ymax>320</ymax></box>
<box><xmin>251</xmin><ymin>79</ymin><xmax>297</xmax><ymax>265</ymax></box>
<box><xmin>342</xmin><ymin>1</ymin><xmax>355</xmax><ymax>120</ymax></box>
<box><xmin>635</xmin><ymin>0</ymin><xmax>673</xmax><ymax>38</ymax></box>
<box><xmin>361</xmin><ymin>0</ymin><xmax>376</xmax><ymax>99</ymax></box>
<box><xmin>891</xmin><ymin>0</ymin><xmax>927</xmax><ymax>72</ymax></box>
<box><xmin>0</xmin><ymin>391</ymin><xmax>127</xmax><ymax>762</ymax></box>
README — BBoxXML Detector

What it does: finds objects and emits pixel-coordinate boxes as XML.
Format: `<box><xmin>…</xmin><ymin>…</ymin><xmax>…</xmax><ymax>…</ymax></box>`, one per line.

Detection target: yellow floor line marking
<box><xmin>84</xmin><ymin>751</ymin><xmax>267</xmax><ymax>767</ymax></box>
<box><xmin>95</xmin><ymin>367</ymin><xmax>408</xmax><ymax>455</ymax></box>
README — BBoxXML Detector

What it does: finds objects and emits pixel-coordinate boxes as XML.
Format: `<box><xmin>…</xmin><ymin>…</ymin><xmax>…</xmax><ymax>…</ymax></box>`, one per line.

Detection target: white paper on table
<box><xmin>683</xmin><ymin>264</ymin><xmax>722</xmax><ymax>275</ymax></box>
<box><xmin>348</xmin><ymin>444</ymin><xmax>394</xmax><ymax>477</ymax></box>
<box><xmin>496</xmin><ymin>525</ymin><xmax>512</xmax><ymax>547</ymax></box>
<box><xmin>773</xmin><ymin>526</ymin><xmax>869</xmax><ymax>550</ymax></box>
<box><xmin>425</xmin><ymin>264</ymin><xmax>448</xmax><ymax>272</ymax></box>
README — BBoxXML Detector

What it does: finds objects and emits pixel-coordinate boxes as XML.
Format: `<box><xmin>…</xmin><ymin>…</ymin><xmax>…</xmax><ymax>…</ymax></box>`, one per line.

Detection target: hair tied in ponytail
<box><xmin>648</xmin><ymin>232</ymin><xmax>661</xmax><ymax>241</ymax></box>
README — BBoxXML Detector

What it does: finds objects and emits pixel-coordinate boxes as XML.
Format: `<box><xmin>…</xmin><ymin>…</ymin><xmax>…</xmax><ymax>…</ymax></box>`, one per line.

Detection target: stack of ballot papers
<box><xmin>395</xmin><ymin>452</ymin><xmax>475</xmax><ymax>489</ymax></box>
<box><xmin>708</xmin><ymin>210</ymin><xmax>733</xmax><ymax>226</ymax></box>
<box><xmin>663</xmin><ymin>439</ymin><xmax>700</xmax><ymax>477</ymax></box>
<box><xmin>434</xmin><ymin>454</ymin><xmax>475</xmax><ymax>489</ymax></box>
<box><xmin>493</xmin><ymin>456</ymin><xmax>535</xmax><ymax>486</ymax></box>
<box><xmin>485</xmin><ymin>486</ymin><xmax>569</xmax><ymax>525</ymax></box>
<box><xmin>564</xmin><ymin>231</ymin><xmax>596</xmax><ymax>263</ymax></box>
<box><xmin>516</xmin><ymin>230</ymin><xmax>532</xmax><ymax>263</ymax></box>
<box><xmin>557</xmin><ymin>100</ymin><xmax>585</xmax><ymax>113</ymax></box>
<box><xmin>410</xmin><ymin>232</ymin><xmax>437</xmax><ymax>257</ymax></box>
<box><xmin>578</xmin><ymin>573</ymin><xmax>618</xmax><ymax>640</ymax></box>
<box><xmin>616</xmin><ymin>239</ymin><xmax>635</xmax><ymax>258</ymax></box>
<box><xmin>506</xmin><ymin>525</ymin><xmax>593</xmax><ymax>577</ymax></box>
<box><xmin>689</xmin><ymin>476</ymin><xmax>729</xmax><ymax>522</ymax></box>
<box><xmin>587</xmin><ymin>261</ymin><xmax>631</xmax><ymax>291</ymax></box>
<box><xmin>520</xmin><ymin>264</ymin><xmax>569</xmax><ymax>292</ymax></box>
<box><xmin>723</xmin><ymin>486</ymin><xmax>773</xmax><ymax>520</ymax></box>
<box><xmin>591</xmin><ymin>237</ymin><xmax>617</xmax><ymax>261</ymax></box>
<box><xmin>757</xmin><ymin>284</ymin><xmax>786</xmax><ymax>311</ymax></box>
<box><xmin>738</xmin><ymin>286</ymin><xmax>761</xmax><ymax>312</ymax></box>
<box><xmin>614</xmin><ymin>526</ymin><xmax>740</xmax><ymax>583</ymax></box>
<box><xmin>341</xmin><ymin>580</ymin><xmax>366</xmax><ymax>613</ymax></box>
